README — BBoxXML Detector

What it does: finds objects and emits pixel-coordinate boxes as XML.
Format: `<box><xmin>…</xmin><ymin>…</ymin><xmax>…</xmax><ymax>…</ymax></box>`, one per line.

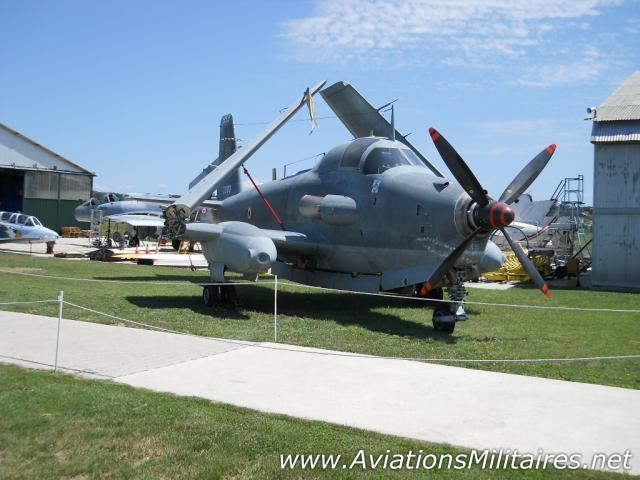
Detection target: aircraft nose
<box><xmin>74</xmin><ymin>206</ymin><xmax>89</xmax><ymax>222</ymax></box>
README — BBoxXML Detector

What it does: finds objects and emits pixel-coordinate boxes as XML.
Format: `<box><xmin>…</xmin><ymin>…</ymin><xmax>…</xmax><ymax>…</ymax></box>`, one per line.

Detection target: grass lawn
<box><xmin>0</xmin><ymin>364</ymin><xmax>630</xmax><ymax>479</ymax></box>
<box><xmin>0</xmin><ymin>252</ymin><xmax>639</xmax><ymax>389</ymax></box>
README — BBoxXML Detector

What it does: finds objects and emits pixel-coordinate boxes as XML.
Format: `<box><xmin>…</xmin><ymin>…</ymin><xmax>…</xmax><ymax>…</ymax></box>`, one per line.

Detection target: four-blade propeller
<box><xmin>422</xmin><ymin>128</ymin><xmax>556</xmax><ymax>297</ymax></box>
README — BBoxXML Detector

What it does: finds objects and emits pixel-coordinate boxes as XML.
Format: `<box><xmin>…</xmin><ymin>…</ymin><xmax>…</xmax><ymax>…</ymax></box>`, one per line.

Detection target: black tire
<box><xmin>222</xmin><ymin>285</ymin><xmax>239</xmax><ymax>306</ymax></box>
<box><xmin>172</xmin><ymin>239</ymin><xmax>182</xmax><ymax>251</ymax></box>
<box><xmin>432</xmin><ymin>311</ymin><xmax>456</xmax><ymax>334</ymax></box>
<box><xmin>203</xmin><ymin>286</ymin><xmax>216</xmax><ymax>307</ymax></box>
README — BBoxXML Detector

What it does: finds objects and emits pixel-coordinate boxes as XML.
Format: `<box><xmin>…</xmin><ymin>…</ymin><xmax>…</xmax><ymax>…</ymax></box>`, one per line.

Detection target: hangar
<box><xmin>0</xmin><ymin>122</ymin><xmax>94</xmax><ymax>232</ymax></box>
<box><xmin>589</xmin><ymin>70</ymin><xmax>640</xmax><ymax>291</ymax></box>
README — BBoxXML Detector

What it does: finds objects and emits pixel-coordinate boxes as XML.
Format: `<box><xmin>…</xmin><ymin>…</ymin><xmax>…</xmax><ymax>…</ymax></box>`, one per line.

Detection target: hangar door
<box><xmin>0</xmin><ymin>169</ymin><xmax>24</xmax><ymax>212</ymax></box>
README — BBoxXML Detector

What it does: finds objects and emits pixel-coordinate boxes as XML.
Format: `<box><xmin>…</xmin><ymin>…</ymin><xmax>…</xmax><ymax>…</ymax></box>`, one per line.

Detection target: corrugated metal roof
<box><xmin>591</xmin><ymin>120</ymin><xmax>640</xmax><ymax>143</ymax></box>
<box><xmin>593</xmin><ymin>70</ymin><xmax>640</xmax><ymax>121</ymax></box>
<box><xmin>0</xmin><ymin>121</ymin><xmax>94</xmax><ymax>175</ymax></box>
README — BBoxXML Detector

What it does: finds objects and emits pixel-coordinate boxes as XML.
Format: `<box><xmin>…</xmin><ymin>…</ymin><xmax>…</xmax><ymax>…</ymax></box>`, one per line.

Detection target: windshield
<box><xmin>362</xmin><ymin>147</ymin><xmax>412</xmax><ymax>175</ymax></box>
<box><xmin>402</xmin><ymin>149</ymin><xmax>424</xmax><ymax>166</ymax></box>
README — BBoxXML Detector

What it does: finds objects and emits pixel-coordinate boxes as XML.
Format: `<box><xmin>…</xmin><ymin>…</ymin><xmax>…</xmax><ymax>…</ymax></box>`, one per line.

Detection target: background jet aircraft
<box><xmin>162</xmin><ymin>81</ymin><xmax>556</xmax><ymax>333</ymax></box>
<box><xmin>74</xmin><ymin>114</ymin><xmax>241</xmax><ymax>244</ymax></box>
<box><xmin>0</xmin><ymin>211</ymin><xmax>58</xmax><ymax>250</ymax></box>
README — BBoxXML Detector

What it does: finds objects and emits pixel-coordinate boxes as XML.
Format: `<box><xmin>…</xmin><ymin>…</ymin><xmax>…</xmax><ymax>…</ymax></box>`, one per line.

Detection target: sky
<box><xmin>1</xmin><ymin>0</ymin><xmax>638</xmax><ymax>205</ymax></box>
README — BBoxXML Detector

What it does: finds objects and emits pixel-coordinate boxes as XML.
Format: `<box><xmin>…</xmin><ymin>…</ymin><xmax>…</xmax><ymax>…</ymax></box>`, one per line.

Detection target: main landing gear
<box><xmin>202</xmin><ymin>262</ymin><xmax>239</xmax><ymax>307</ymax></box>
<box><xmin>202</xmin><ymin>284</ymin><xmax>238</xmax><ymax>307</ymax></box>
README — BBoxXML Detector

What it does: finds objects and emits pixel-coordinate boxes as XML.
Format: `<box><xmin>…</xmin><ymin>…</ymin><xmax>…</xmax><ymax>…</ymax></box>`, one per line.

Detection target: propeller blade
<box><xmin>501</xmin><ymin>228</ymin><xmax>551</xmax><ymax>297</ymax></box>
<box><xmin>429</xmin><ymin>128</ymin><xmax>489</xmax><ymax>207</ymax></box>
<box><xmin>420</xmin><ymin>228</ymin><xmax>481</xmax><ymax>295</ymax></box>
<box><xmin>499</xmin><ymin>144</ymin><xmax>557</xmax><ymax>204</ymax></box>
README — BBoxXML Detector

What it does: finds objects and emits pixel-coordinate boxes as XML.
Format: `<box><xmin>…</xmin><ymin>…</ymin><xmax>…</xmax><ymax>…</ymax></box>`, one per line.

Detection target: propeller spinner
<box><xmin>421</xmin><ymin>128</ymin><xmax>556</xmax><ymax>297</ymax></box>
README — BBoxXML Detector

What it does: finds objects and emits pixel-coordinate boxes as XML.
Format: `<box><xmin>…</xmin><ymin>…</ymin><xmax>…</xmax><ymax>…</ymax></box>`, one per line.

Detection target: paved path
<box><xmin>1</xmin><ymin>310</ymin><xmax>638</xmax><ymax>474</ymax></box>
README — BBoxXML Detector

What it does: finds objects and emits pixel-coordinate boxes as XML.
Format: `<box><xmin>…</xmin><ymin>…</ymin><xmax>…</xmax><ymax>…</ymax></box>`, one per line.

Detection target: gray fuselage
<box><xmin>214</xmin><ymin>137</ymin><xmax>504</xmax><ymax>289</ymax></box>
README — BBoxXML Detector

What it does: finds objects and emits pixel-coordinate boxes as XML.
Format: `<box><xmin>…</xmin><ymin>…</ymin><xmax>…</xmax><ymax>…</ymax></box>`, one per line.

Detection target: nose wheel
<box><xmin>432</xmin><ymin>311</ymin><xmax>456</xmax><ymax>333</ymax></box>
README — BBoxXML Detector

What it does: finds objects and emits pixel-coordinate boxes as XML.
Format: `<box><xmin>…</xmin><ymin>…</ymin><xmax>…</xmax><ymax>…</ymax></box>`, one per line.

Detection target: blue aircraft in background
<box><xmin>0</xmin><ymin>211</ymin><xmax>59</xmax><ymax>248</ymax></box>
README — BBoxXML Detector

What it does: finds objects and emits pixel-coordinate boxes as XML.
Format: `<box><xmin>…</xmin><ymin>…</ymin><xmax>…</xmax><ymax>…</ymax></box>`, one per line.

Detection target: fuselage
<box><xmin>214</xmin><ymin>137</ymin><xmax>505</xmax><ymax>282</ymax></box>
<box><xmin>0</xmin><ymin>211</ymin><xmax>58</xmax><ymax>243</ymax></box>
<box><xmin>74</xmin><ymin>199</ymin><xmax>165</xmax><ymax>223</ymax></box>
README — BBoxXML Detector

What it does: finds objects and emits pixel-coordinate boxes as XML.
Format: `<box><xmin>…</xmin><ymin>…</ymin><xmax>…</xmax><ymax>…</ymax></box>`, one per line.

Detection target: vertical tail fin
<box><xmin>188</xmin><ymin>114</ymin><xmax>242</xmax><ymax>199</ymax></box>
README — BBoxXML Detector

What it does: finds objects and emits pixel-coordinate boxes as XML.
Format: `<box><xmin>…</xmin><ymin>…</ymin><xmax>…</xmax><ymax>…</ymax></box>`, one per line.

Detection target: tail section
<box><xmin>188</xmin><ymin>114</ymin><xmax>242</xmax><ymax>200</ymax></box>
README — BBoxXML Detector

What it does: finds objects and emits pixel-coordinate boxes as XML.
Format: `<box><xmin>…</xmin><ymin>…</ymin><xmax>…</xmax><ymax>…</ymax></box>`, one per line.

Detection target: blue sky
<box><xmin>1</xmin><ymin>0</ymin><xmax>638</xmax><ymax>204</ymax></box>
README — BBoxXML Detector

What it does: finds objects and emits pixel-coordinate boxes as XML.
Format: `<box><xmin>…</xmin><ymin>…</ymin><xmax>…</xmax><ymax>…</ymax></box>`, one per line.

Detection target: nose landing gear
<box><xmin>416</xmin><ymin>271</ymin><xmax>469</xmax><ymax>334</ymax></box>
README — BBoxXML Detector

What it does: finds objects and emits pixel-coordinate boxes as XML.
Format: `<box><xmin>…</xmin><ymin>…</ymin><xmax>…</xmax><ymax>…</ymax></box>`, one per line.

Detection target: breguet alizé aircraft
<box><xmin>164</xmin><ymin>81</ymin><xmax>556</xmax><ymax>333</ymax></box>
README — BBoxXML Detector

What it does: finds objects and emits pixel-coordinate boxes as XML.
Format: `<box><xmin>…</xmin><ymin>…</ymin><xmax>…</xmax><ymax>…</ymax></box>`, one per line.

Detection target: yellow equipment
<box><xmin>484</xmin><ymin>252</ymin><xmax>551</xmax><ymax>282</ymax></box>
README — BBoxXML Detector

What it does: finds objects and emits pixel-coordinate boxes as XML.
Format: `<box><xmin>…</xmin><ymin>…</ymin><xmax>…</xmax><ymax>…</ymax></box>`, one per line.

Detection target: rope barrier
<box><xmin>60</xmin><ymin>301</ymin><xmax>640</xmax><ymax>364</ymax></box>
<box><xmin>277</xmin><ymin>281</ymin><xmax>640</xmax><ymax>314</ymax></box>
<box><xmin>0</xmin><ymin>353</ymin><xmax>114</xmax><ymax>378</ymax></box>
<box><xmin>0</xmin><ymin>270</ymin><xmax>272</xmax><ymax>286</ymax></box>
<box><xmin>0</xmin><ymin>299</ymin><xmax>58</xmax><ymax>305</ymax></box>
<box><xmin>2</xmin><ymin>269</ymin><xmax>640</xmax><ymax>313</ymax></box>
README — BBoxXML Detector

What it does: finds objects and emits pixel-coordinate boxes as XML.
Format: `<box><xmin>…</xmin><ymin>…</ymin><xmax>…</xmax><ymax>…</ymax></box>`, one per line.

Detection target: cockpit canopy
<box><xmin>315</xmin><ymin>137</ymin><xmax>434</xmax><ymax>176</ymax></box>
<box><xmin>102</xmin><ymin>193</ymin><xmax>119</xmax><ymax>203</ymax></box>
<box><xmin>80</xmin><ymin>198</ymin><xmax>100</xmax><ymax>207</ymax></box>
<box><xmin>0</xmin><ymin>212</ymin><xmax>43</xmax><ymax>226</ymax></box>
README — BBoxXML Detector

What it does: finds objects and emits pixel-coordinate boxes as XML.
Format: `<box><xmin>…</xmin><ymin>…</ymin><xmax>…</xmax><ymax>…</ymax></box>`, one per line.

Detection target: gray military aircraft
<box><xmin>164</xmin><ymin>80</ymin><xmax>556</xmax><ymax>333</ymax></box>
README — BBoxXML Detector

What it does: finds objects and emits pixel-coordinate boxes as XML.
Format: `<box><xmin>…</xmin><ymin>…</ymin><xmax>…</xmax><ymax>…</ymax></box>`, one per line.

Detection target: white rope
<box><xmin>61</xmin><ymin>301</ymin><xmax>640</xmax><ymax>364</ymax></box>
<box><xmin>0</xmin><ymin>299</ymin><xmax>58</xmax><ymax>305</ymax></box>
<box><xmin>2</xmin><ymin>269</ymin><xmax>639</xmax><ymax>314</ymax></box>
<box><xmin>0</xmin><ymin>270</ymin><xmax>272</xmax><ymax>286</ymax></box>
<box><xmin>0</xmin><ymin>353</ymin><xmax>114</xmax><ymax>378</ymax></box>
<box><xmin>277</xmin><ymin>281</ymin><xmax>640</xmax><ymax>313</ymax></box>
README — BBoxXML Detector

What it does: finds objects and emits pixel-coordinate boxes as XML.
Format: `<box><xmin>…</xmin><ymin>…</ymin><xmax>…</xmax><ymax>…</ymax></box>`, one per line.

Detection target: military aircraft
<box><xmin>0</xmin><ymin>211</ymin><xmax>59</xmax><ymax>251</ymax></box>
<box><xmin>163</xmin><ymin>80</ymin><xmax>556</xmax><ymax>333</ymax></box>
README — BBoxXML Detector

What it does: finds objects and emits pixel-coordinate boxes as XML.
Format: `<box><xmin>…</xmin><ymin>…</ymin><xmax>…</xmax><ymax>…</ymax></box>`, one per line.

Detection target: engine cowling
<box><xmin>299</xmin><ymin>194</ymin><xmax>359</xmax><ymax>226</ymax></box>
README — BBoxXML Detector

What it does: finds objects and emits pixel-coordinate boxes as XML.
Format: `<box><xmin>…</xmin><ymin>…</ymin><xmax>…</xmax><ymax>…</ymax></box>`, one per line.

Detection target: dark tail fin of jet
<box><xmin>188</xmin><ymin>114</ymin><xmax>242</xmax><ymax>199</ymax></box>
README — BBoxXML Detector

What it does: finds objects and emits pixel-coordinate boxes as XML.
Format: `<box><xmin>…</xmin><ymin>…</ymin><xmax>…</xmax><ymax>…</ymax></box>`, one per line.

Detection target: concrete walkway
<box><xmin>1</xmin><ymin>310</ymin><xmax>638</xmax><ymax>474</ymax></box>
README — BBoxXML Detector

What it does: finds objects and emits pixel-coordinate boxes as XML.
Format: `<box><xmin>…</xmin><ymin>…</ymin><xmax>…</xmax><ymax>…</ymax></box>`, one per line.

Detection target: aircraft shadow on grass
<box><xmin>125</xmin><ymin>286</ymin><xmax>469</xmax><ymax>342</ymax></box>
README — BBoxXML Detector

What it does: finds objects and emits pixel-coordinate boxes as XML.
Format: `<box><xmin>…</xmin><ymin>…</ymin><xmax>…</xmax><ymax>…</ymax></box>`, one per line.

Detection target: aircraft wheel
<box><xmin>203</xmin><ymin>285</ymin><xmax>238</xmax><ymax>307</ymax></box>
<box><xmin>432</xmin><ymin>311</ymin><xmax>456</xmax><ymax>334</ymax></box>
<box><xmin>203</xmin><ymin>286</ymin><xmax>218</xmax><ymax>307</ymax></box>
<box><xmin>222</xmin><ymin>285</ymin><xmax>239</xmax><ymax>306</ymax></box>
<box><xmin>172</xmin><ymin>239</ymin><xmax>182</xmax><ymax>251</ymax></box>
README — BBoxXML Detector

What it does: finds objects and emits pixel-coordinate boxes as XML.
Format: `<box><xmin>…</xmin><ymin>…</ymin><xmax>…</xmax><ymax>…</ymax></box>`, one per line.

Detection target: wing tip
<box><xmin>546</xmin><ymin>144</ymin><xmax>557</xmax><ymax>155</ymax></box>
<box><xmin>429</xmin><ymin>128</ymin><xmax>440</xmax><ymax>141</ymax></box>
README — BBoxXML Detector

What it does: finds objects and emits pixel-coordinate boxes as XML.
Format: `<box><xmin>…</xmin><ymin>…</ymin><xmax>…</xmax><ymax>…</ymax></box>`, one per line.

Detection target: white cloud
<box><xmin>280</xmin><ymin>0</ymin><xmax>628</xmax><ymax>85</ymax></box>
<box><xmin>517</xmin><ymin>46</ymin><xmax>628</xmax><ymax>87</ymax></box>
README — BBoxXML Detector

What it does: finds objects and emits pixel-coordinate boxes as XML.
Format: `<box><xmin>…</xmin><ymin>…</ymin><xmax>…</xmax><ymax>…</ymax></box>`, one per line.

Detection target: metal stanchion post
<box><xmin>274</xmin><ymin>275</ymin><xmax>278</xmax><ymax>343</ymax></box>
<box><xmin>54</xmin><ymin>290</ymin><xmax>63</xmax><ymax>372</ymax></box>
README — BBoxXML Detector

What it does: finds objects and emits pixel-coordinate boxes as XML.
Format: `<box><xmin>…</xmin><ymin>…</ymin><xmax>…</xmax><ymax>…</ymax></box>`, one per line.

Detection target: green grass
<box><xmin>0</xmin><ymin>364</ymin><xmax>630</xmax><ymax>479</ymax></box>
<box><xmin>0</xmin><ymin>252</ymin><xmax>639</xmax><ymax>389</ymax></box>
